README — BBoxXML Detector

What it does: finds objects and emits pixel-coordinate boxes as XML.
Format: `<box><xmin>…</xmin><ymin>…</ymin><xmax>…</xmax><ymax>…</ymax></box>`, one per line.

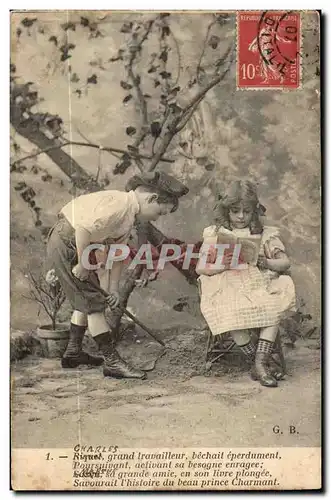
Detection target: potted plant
<box><xmin>24</xmin><ymin>269</ymin><xmax>69</xmax><ymax>358</ymax></box>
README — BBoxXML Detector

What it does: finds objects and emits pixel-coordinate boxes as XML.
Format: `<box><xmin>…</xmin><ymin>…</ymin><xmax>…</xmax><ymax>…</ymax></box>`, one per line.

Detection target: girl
<box><xmin>196</xmin><ymin>180</ymin><xmax>296</xmax><ymax>388</ymax></box>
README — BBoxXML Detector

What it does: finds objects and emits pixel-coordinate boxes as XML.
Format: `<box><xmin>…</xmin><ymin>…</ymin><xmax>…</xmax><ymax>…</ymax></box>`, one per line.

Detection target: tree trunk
<box><xmin>10</xmin><ymin>105</ymin><xmax>92</xmax><ymax>189</ymax></box>
<box><xmin>51</xmin><ymin>316</ymin><xmax>56</xmax><ymax>331</ymax></box>
<box><xmin>106</xmin><ymin>265</ymin><xmax>144</xmax><ymax>340</ymax></box>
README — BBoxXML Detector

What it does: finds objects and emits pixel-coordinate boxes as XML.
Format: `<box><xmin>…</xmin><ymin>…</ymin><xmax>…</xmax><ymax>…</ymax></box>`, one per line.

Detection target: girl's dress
<box><xmin>198</xmin><ymin>225</ymin><xmax>296</xmax><ymax>336</ymax></box>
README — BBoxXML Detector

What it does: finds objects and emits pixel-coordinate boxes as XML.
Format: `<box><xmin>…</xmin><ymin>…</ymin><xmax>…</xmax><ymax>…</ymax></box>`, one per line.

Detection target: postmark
<box><xmin>237</xmin><ymin>11</ymin><xmax>301</xmax><ymax>89</ymax></box>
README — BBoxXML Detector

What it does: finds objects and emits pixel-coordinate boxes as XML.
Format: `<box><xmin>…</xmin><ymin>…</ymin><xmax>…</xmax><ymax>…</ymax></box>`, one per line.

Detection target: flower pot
<box><xmin>36</xmin><ymin>324</ymin><xmax>70</xmax><ymax>358</ymax></box>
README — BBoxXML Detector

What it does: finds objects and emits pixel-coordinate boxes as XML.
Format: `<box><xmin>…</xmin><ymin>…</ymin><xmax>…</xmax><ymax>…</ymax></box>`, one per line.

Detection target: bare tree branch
<box><xmin>75</xmin><ymin>124</ymin><xmax>121</xmax><ymax>162</ymax></box>
<box><xmin>175</xmin><ymin>95</ymin><xmax>205</xmax><ymax>133</ymax></box>
<box><xmin>10</xmin><ymin>116</ymin><xmax>91</xmax><ymax>188</ymax></box>
<box><xmin>116</xmin><ymin>19</ymin><xmax>156</xmax><ymax>174</ymax></box>
<box><xmin>169</xmin><ymin>27</ymin><xmax>181</xmax><ymax>85</ymax></box>
<box><xmin>27</xmin><ymin>272</ymin><xmax>51</xmax><ymax>296</ymax></box>
<box><xmin>182</xmin><ymin>69</ymin><xmax>230</xmax><ymax>116</ymax></box>
<box><xmin>11</xmin><ymin>139</ymin><xmax>174</xmax><ymax>168</ymax></box>
<box><xmin>146</xmin><ymin>40</ymin><xmax>233</xmax><ymax>171</ymax></box>
<box><xmin>151</xmin><ymin>18</ymin><xmax>172</xmax><ymax>157</ymax></box>
<box><xmin>148</xmin><ymin>129</ymin><xmax>175</xmax><ymax>172</ymax></box>
<box><xmin>196</xmin><ymin>20</ymin><xmax>216</xmax><ymax>80</ymax></box>
<box><xmin>27</xmin><ymin>289</ymin><xmax>53</xmax><ymax>321</ymax></box>
<box><xmin>128</xmin><ymin>70</ymin><xmax>148</xmax><ymax>130</ymax></box>
<box><xmin>148</xmin><ymin>71</ymin><xmax>231</xmax><ymax>171</ymax></box>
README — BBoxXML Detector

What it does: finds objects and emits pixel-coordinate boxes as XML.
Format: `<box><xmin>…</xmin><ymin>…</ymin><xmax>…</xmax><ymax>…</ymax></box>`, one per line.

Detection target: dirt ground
<box><xmin>11</xmin><ymin>328</ymin><xmax>321</xmax><ymax>449</ymax></box>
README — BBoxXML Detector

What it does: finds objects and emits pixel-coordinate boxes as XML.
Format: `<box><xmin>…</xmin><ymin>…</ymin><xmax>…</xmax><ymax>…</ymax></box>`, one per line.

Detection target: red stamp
<box><xmin>237</xmin><ymin>11</ymin><xmax>301</xmax><ymax>89</ymax></box>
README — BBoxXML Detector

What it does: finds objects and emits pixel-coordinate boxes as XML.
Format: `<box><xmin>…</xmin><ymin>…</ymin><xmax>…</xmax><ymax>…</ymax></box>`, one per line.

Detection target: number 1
<box><xmin>241</xmin><ymin>63</ymin><xmax>256</xmax><ymax>80</ymax></box>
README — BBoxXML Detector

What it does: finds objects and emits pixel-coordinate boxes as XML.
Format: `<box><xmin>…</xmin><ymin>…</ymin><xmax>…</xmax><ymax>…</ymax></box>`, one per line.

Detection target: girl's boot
<box><xmin>238</xmin><ymin>339</ymin><xmax>282</xmax><ymax>382</ymax></box>
<box><xmin>238</xmin><ymin>340</ymin><xmax>256</xmax><ymax>364</ymax></box>
<box><xmin>251</xmin><ymin>339</ymin><xmax>278</xmax><ymax>387</ymax></box>
<box><xmin>94</xmin><ymin>332</ymin><xmax>146</xmax><ymax>379</ymax></box>
<box><xmin>61</xmin><ymin>323</ymin><xmax>104</xmax><ymax>368</ymax></box>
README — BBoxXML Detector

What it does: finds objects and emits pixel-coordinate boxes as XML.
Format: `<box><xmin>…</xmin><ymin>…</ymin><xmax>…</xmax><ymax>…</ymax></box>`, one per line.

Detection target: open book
<box><xmin>216</xmin><ymin>229</ymin><xmax>262</xmax><ymax>266</ymax></box>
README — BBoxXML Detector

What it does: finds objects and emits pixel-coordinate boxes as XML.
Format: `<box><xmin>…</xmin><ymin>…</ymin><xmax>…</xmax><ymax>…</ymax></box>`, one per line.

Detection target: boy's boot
<box><xmin>61</xmin><ymin>323</ymin><xmax>104</xmax><ymax>368</ymax></box>
<box><xmin>94</xmin><ymin>332</ymin><xmax>146</xmax><ymax>379</ymax></box>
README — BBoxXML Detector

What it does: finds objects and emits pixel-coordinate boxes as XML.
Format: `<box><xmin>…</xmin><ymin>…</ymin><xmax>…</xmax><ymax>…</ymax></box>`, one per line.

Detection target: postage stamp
<box><xmin>237</xmin><ymin>11</ymin><xmax>301</xmax><ymax>89</ymax></box>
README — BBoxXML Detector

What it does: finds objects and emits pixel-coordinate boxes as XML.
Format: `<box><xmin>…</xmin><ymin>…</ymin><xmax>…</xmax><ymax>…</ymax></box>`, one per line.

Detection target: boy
<box><xmin>46</xmin><ymin>171</ymin><xmax>188</xmax><ymax>379</ymax></box>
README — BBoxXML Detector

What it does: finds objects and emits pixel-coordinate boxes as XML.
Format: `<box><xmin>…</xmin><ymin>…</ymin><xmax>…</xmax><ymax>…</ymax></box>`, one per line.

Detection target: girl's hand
<box><xmin>72</xmin><ymin>263</ymin><xmax>89</xmax><ymax>281</ymax></box>
<box><xmin>266</xmin><ymin>254</ymin><xmax>291</xmax><ymax>273</ymax></box>
<box><xmin>223</xmin><ymin>253</ymin><xmax>234</xmax><ymax>269</ymax></box>
<box><xmin>257</xmin><ymin>256</ymin><xmax>269</xmax><ymax>270</ymax></box>
<box><xmin>204</xmin><ymin>252</ymin><xmax>233</xmax><ymax>272</ymax></box>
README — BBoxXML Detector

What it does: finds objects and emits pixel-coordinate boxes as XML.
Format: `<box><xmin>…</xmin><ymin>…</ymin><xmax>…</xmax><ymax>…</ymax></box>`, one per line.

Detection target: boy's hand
<box><xmin>106</xmin><ymin>290</ymin><xmax>120</xmax><ymax>309</ymax></box>
<box><xmin>257</xmin><ymin>256</ymin><xmax>269</xmax><ymax>270</ymax></box>
<box><xmin>72</xmin><ymin>263</ymin><xmax>89</xmax><ymax>281</ymax></box>
<box><xmin>135</xmin><ymin>278</ymin><xmax>148</xmax><ymax>288</ymax></box>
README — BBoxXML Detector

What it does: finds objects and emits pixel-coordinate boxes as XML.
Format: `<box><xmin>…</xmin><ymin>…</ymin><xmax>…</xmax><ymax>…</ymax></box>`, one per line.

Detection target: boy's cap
<box><xmin>125</xmin><ymin>171</ymin><xmax>189</xmax><ymax>198</ymax></box>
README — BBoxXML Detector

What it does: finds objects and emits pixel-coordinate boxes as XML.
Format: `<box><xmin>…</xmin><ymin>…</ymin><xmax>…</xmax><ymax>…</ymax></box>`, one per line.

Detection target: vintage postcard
<box><xmin>10</xmin><ymin>10</ymin><xmax>321</xmax><ymax>491</ymax></box>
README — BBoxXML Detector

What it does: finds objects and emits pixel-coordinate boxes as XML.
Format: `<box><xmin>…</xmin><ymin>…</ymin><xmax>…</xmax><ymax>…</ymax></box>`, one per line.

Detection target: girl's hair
<box><xmin>135</xmin><ymin>186</ymin><xmax>178</xmax><ymax>213</ymax></box>
<box><xmin>214</xmin><ymin>180</ymin><xmax>265</xmax><ymax>234</ymax></box>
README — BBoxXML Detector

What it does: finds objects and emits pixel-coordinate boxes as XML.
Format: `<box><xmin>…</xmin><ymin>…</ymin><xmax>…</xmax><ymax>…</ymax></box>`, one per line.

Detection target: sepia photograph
<box><xmin>10</xmin><ymin>9</ymin><xmax>321</xmax><ymax>491</ymax></box>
